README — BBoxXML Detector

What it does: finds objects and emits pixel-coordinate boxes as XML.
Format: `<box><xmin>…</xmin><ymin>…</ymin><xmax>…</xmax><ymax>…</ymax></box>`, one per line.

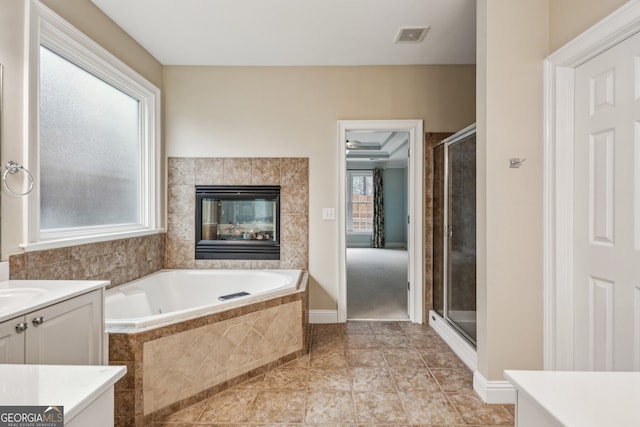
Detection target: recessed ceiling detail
<box><xmin>395</xmin><ymin>27</ymin><xmax>429</xmax><ymax>43</ymax></box>
<box><xmin>346</xmin><ymin>131</ymin><xmax>409</xmax><ymax>168</ymax></box>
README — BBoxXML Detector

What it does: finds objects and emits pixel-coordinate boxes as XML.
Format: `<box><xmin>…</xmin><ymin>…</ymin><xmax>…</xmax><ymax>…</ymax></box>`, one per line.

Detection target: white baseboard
<box><xmin>473</xmin><ymin>371</ymin><xmax>516</xmax><ymax>404</ymax></box>
<box><xmin>428</xmin><ymin>310</ymin><xmax>477</xmax><ymax>372</ymax></box>
<box><xmin>346</xmin><ymin>243</ymin><xmax>408</xmax><ymax>249</ymax></box>
<box><xmin>428</xmin><ymin>310</ymin><xmax>516</xmax><ymax>404</ymax></box>
<box><xmin>385</xmin><ymin>242</ymin><xmax>408</xmax><ymax>249</ymax></box>
<box><xmin>309</xmin><ymin>309</ymin><xmax>339</xmax><ymax>324</ymax></box>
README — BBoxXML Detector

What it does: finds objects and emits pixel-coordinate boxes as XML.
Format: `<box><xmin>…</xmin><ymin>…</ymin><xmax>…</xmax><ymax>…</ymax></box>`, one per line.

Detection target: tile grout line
<box><xmin>344</xmin><ymin>325</ymin><xmax>361</xmax><ymax>426</ymax></box>
<box><xmin>301</xmin><ymin>349</ymin><xmax>310</xmax><ymax>425</ymax></box>
<box><xmin>420</xmin><ymin>341</ymin><xmax>468</xmax><ymax>425</ymax></box>
<box><xmin>384</xmin><ymin>322</ymin><xmax>414</xmax><ymax>425</ymax></box>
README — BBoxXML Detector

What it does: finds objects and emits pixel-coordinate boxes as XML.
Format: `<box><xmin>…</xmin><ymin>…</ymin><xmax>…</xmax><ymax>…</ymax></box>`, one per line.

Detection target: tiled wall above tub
<box><xmin>166</xmin><ymin>157</ymin><xmax>309</xmax><ymax>270</ymax></box>
<box><xmin>8</xmin><ymin>234</ymin><xmax>165</xmax><ymax>288</ymax></box>
<box><xmin>424</xmin><ymin>132</ymin><xmax>453</xmax><ymax>320</ymax></box>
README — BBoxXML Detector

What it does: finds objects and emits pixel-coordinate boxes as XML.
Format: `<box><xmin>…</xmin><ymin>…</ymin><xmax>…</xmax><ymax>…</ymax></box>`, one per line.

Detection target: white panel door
<box><xmin>574</xmin><ymin>31</ymin><xmax>640</xmax><ymax>371</ymax></box>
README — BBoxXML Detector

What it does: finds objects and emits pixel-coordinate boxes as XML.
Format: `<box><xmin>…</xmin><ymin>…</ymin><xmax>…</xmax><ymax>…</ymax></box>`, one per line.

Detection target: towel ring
<box><xmin>3</xmin><ymin>161</ymin><xmax>34</xmax><ymax>196</ymax></box>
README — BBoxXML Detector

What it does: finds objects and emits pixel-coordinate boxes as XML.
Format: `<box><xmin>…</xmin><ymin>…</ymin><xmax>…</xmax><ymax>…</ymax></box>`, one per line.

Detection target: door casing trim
<box><xmin>544</xmin><ymin>0</ymin><xmax>640</xmax><ymax>370</ymax></box>
<box><xmin>337</xmin><ymin>120</ymin><xmax>423</xmax><ymax>323</ymax></box>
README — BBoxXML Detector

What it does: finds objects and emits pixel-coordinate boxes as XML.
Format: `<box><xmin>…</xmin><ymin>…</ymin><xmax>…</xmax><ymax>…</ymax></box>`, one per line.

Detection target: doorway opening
<box><xmin>345</xmin><ymin>141</ymin><xmax>408</xmax><ymax>320</ymax></box>
<box><xmin>337</xmin><ymin>120</ymin><xmax>424</xmax><ymax>323</ymax></box>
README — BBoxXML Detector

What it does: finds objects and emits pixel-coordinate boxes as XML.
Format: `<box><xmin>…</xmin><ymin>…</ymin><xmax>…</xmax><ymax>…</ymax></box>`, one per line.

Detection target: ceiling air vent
<box><xmin>395</xmin><ymin>27</ymin><xmax>429</xmax><ymax>43</ymax></box>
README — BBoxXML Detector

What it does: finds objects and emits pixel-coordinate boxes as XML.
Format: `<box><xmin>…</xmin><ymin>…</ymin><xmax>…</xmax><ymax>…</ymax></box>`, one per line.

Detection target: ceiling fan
<box><xmin>345</xmin><ymin>140</ymin><xmax>381</xmax><ymax>150</ymax></box>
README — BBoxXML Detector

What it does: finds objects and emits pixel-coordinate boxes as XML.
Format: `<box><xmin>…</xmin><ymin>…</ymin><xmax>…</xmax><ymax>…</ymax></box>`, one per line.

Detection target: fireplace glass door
<box><xmin>201</xmin><ymin>198</ymin><xmax>276</xmax><ymax>242</ymax></box>
<box><xmin>195</xmin><ymin>186</ymin><xmax>280</xmax><ymax>260</ymax></box>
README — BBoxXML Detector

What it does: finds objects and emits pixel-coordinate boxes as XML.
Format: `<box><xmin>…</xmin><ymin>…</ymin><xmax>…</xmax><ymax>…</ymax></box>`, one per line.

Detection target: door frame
<box><xmin>544</xmin><ymin>0</ymin><xmax>640</xmax><ymax>370</ymax></box>
<box><xmin>337</xmin><ymin>120</ymin><xmax>424</xmax><ymax>323</ymax></box>
<box><xmin>438</xmin><ymin>124</ymin><xmax>477</xmax><ymax>345</ymax></box>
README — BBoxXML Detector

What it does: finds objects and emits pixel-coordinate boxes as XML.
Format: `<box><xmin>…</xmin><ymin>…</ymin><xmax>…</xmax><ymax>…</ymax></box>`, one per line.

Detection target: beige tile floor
<box><xmin>155</xmin><ymin>321</ymin><xmax>514</xmax><ymax>426</ymax></box>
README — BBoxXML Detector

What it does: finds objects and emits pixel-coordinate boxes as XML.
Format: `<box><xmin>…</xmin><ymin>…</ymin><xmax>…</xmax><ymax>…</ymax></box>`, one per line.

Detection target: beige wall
<box><xmin>477</xmin><ymin>0</ymin><xmax>547</xmax><ymax>381</ymax></box>
<box><xmin>476</xmin><ymin>0</ymin><xmax>629</xmax><ymax>382</ymax></box>
<box><xmin>549</xmin><ymin>0</ymin><xmax>630</xmax><ymax>52</ymax></box>
<box><xmin>163</xmin><ymin>65</ymin><xmax>476</xmax><ymax>309</ymax></box>
<box><xmin>0</xmin><ymin>0</ymin><xmax>28</xmax><ymax>260</ymax></box>
<box><xmin>1</xmin><ymin>0</ymin><xmax>162</xmax><ymax>259</ymax></box>
<box><xmin>41</xmin><ymin>0</ymin><xmax>162</xmax><ymax>88</ymax></box>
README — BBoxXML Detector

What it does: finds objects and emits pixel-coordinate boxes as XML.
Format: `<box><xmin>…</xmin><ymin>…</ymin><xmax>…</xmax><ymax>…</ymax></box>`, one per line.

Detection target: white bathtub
<box><xmin>105</xmin><ymin>269</ymin><xmax>302</xmax><ymax>333</ymax></box>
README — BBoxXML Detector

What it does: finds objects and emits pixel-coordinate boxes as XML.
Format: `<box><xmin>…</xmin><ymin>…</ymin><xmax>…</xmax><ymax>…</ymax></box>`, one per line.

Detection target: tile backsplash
<box><xmin>8</xmin><ymin>234</ymin><xmax>165</xmax><ymax>288</ymax></box>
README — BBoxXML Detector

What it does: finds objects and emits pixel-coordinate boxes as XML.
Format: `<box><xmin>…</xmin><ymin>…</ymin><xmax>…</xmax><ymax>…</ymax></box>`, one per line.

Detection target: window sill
<box><xmin>20</xmin><ymin>228</ymin><xmax>165</xmax><ymax>253</ymax></box>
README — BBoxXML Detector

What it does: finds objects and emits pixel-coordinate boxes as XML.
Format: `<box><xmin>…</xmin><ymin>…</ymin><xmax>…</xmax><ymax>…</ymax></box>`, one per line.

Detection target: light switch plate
<box><xmin>322</xmin><ymin>208</ymin><xmax>336</xmax><ymax>220</ymax></box>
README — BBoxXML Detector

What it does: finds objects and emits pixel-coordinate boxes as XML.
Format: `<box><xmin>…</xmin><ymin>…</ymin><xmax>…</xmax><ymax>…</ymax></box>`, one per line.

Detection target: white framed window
<box><xmin>25</xmin><ymin>1</ymin><xmax>162</xmax><ymax>250</ymax></box>
<box><xmin>346</xmin><ymin>171</ymin><xmax>374</xmax><ymax>233</ymax></box>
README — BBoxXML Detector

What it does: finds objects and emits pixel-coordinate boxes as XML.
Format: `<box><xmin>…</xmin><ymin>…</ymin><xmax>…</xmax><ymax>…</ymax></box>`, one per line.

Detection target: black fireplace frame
<box><xmin>195</xmin><ymin>185</ymin><xmax>281</xmax><ymax>260</ymax></box>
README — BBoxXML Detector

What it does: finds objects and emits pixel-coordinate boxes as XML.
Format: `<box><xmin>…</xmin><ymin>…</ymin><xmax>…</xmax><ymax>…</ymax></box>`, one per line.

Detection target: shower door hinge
<box><xmin>408</xmin><ymin>148</ymin><xmax>410</xmax><ymax>157</ymax></box>
<box><xmin>407</xmin><ymin>282</ymin><xmax>410</xmax><ymax>291</ymax></box>
<box><xmin>446</xmin><ymin>225</ymin><xmax>453</xmax><ymax>237</ymax></box>
<box><xmin>407</xmin><ymin>215</ymin><xmax>410</xmax><ymax>224</ymax></box>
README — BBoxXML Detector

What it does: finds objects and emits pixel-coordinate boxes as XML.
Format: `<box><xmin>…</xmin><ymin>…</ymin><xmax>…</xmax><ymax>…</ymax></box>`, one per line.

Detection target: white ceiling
<box><xmin>90</xmin><ymin>0</ymin><xmax>476</xmax><ymax>66</ymax></box>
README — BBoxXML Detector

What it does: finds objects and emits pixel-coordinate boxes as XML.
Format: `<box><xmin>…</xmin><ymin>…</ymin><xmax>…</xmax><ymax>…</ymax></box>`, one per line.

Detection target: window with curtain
<box><xmin>346</xmin><ymin>171</ymin><xmax>374</xmax><ymax>232</ymax></box>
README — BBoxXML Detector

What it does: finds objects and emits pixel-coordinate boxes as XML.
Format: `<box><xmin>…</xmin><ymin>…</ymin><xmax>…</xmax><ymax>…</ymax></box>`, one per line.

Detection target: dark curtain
<box><xmin>372</xmin><ymin>168</ymin><xmax>385</xmax><ymax>248</ymax></box>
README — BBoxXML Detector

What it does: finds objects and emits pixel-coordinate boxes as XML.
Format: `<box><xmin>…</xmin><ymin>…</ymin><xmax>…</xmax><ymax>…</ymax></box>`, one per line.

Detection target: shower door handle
<box><xmin>445</xmin><ymin>225</ymin><xmax>453</xmax><ymax>238</ymax></box>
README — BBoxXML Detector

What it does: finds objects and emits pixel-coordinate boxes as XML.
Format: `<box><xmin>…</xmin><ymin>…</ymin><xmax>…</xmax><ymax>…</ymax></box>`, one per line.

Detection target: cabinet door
<box><xmin>25</xmin><ymin>290</ymin><xmax>103</xmax><ymax>365</ymax></box>
<box><xmin>0</xmin><ymin>316</ymin><xmax>26</xmax><ymax>363</ymax></box>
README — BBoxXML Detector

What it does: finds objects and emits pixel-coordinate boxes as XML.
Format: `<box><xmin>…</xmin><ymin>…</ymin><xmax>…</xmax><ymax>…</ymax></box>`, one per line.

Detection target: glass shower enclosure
<box><xmin>433</xmin><ymin>124</ymin><xmax>477</xmax><ymax>346</ymax></box>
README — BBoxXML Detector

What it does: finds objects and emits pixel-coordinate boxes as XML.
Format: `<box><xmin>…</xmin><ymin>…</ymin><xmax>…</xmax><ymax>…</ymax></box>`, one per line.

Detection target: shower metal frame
<box><xmin>434</xmin><ymin>123</ymin><xmax>477</xmax><ymax>347</ymax></box>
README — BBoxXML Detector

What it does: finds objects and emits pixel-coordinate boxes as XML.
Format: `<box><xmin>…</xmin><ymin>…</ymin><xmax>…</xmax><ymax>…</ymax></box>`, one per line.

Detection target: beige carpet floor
<box><xmin>346</xmin><ymin>248</ymin><xmax>408</xmax><ymax>320</ymax></box>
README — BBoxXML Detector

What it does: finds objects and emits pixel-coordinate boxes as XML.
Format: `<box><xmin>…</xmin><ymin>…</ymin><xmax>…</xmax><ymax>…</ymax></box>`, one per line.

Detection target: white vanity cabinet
<box><xmin>0</xmin><ymin>289</ymin><xmax>104</xmax><ymax>365</ymax></box>
<box><xmin>0</xmin><ymin>315</ymin><xmax>25</xmax><ymax>363</ymax></box>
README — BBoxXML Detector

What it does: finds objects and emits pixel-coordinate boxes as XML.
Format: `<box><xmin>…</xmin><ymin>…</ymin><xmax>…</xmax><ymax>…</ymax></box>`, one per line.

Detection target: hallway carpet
<box><xmin>154</xmin><ymin>321</ymin><xmax>514</xmax><ymax>426</ymax></box>
<box><xmin>347</xmin><ymin>248</ymin><xmax>408</xmax><ymax>320</ymax></box>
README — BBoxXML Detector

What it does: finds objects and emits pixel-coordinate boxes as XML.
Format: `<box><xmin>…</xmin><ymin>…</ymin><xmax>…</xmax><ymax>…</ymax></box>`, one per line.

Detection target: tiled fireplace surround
<box><xmin>7</xmin><ymin>157</ymin><xmax>310</xmax><ymax>426</ymax></box>
<box><xmin>165</xmin><ymin>157</ymin><xmax>309</xmax><ymax>270</ymax></box>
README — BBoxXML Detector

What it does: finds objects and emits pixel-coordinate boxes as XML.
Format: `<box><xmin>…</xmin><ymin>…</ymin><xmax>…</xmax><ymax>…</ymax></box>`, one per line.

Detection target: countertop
<box><xmin>0</xmin><ymin>279</ymin><xmax>109</xmax><ymax>323</ymax></box>
<box><xmin>0</xmin><ymin>364</ymin><xmax>126</xmax><ymax>421</ymax></box>
<box><xmin>505</xmin><ymin>370</ymin><xmax>640</xmax><ymax>427</ymax></box>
